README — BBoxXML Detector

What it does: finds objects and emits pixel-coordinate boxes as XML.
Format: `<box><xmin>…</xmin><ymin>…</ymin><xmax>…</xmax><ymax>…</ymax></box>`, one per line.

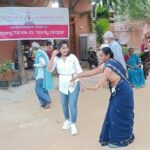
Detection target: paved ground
<box><xmin>0</xmin><ymin>75</ymin><xmax>150</xmax><ymax>150</ymax></box>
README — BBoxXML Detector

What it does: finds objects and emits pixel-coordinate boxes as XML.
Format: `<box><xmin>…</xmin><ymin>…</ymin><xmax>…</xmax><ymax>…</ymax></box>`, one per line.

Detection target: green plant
<box><xmin>96</xmin><ymin>4</ymin><xmax>109</xmax><ymax>18</ymax></box>
<box><xmin>95</xmin><ymin>18</ymin><xmax>110</xmax><ymax>43</ymax></box>
<box><xmin>122</xmin><ymin>46</ymin><xmax>129</xmax><ymax>55</ymax></box>
<box><xmin>0</xmin><ymin>60</ymin><xmax>12</xmax><ymax>80</ymax></box>
<box><xmin>114</xmin><ymin>0</ymin><xmax>150</xmax><ymax>23</ymax></box>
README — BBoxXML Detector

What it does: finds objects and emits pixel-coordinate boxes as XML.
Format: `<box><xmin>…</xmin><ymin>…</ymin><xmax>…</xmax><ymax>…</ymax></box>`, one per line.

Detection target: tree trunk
<box><xmin>58</xmin><ymin>0</ymin><xmax>64</xmax><ymax>7</ymax></box>
<box><xmin>16</xmin><ymin>41</ymin><xmax>27</xmax><ymax>84</ymax></box>
<box><xmin>69</xmin><ymin>0</ymin><xmax>80</xmax><ymax>14</ymax></box>
<box><xmin>7</xmin><ymin>0</ymin><xmax>27</xmax><ymax>85</ymax></box>
<box><xmin>7</xmin><ymin>0</ymin><xmax>15</xmax><ymax>6</ymax></box>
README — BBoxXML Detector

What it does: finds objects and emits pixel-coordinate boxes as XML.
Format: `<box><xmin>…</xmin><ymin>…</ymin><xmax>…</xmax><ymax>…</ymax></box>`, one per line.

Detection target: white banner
<box><xmin>0</xmin><ymin>7</ymin><xmax>69</xmax><ymax>40</ymax></box>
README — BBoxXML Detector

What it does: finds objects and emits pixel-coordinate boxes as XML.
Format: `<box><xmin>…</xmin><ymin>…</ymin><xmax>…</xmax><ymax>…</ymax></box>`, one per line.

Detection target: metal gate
<box><xmin>79</xmin><ymin>33</ymin><xmax>96</xmax><ymax>61</ymax></box>
<box><xmin>79</xmin><ymin>35</ymin><xmax>88</xmax><ymax>60</ymax></box>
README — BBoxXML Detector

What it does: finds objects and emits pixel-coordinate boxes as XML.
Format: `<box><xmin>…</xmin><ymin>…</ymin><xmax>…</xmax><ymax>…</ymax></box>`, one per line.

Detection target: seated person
<box><xmin>126</xmin><ymin>48</ymin><xmax>145</xmax><ymax>88</ymax></box>
<box><xmin>87</xmin><ymin>47</ymin><xmax>98</xmax><ymax>69</ymax></box>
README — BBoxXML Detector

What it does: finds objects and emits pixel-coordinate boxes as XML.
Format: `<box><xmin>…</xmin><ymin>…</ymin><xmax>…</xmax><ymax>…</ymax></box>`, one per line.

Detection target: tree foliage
<box><xmin>111</xmin><ymin>0</ymin><xmax>150</xmax><ymax>23</ymax></box>
<box><xmin>94</xmin><ymin>0</ymin><xmax>150</xmax><ymax>23</ymax></box>
<box><xmin>96</xmin><ymin>4</ymin><xmax>109</xmax><ymax>18</ymax></box>
<box><xmin>95</xmin><ymin>18</ymin><xmax>110</xmax><ymax>43</ymax></box>
<box><xmin>126</xmin><ymin>0</ymin><xmax>150</xmax><ymax>23</ymax></box>
<box><xmin>93</xmin><ymin>3</ymin><xmax>111</xmax><ymax>43</ymax></box>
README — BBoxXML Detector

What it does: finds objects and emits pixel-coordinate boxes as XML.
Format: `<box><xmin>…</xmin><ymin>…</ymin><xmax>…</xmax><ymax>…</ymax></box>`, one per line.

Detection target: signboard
<box><xmin>0</xmin><ymin>7</ymin><xmax>69</xmax><ymax>40</ymax></box>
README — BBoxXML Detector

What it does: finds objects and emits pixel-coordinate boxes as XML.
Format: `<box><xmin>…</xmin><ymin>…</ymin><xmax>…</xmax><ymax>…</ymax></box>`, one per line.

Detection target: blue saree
<box><xmin>99</xmin><ymin>59</ymin><xmax>135</xmax><ymax>147</ymax></box>
<box><xmin>126</xmin><ymin>54</ymin><xmax>145</xmax><ymax>88</ymax></box>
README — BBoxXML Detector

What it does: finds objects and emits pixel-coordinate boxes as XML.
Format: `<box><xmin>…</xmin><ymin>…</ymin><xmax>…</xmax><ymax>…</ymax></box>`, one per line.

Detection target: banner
<box><xmin>0</xmin><ymin>7</ymin><xmax>69</xmax><ymax>40</ymax></box>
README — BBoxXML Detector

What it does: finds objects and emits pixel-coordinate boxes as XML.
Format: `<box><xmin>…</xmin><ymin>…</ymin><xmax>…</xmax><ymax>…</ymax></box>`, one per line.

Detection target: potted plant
<box><xmin>0</xmin><ymin>60</ymin><xmax>12</xmax><ymax>89</ymax></box>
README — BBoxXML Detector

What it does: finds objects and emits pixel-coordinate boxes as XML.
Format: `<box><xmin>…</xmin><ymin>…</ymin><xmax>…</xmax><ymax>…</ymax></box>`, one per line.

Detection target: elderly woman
<box><xmin>126</xmin><ymin>48</ymin><xmax>145</xmax><ymax>88</ymax></box>
<box><xmin>33</xmin><ymin>42</ymin><xmax>53</xmax><ymax>109</ymax></box>
<box><xmin>71</xmin><ymin>46</ymin><xmax>134</xmax><ymax>148</ymax></box>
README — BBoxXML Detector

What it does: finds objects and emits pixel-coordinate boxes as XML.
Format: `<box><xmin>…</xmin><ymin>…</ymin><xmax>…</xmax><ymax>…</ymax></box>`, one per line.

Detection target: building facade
<box><xmin>0</xmin><ymin>0</ymin><xmax>92</xmax><ymax>82</ymax></box>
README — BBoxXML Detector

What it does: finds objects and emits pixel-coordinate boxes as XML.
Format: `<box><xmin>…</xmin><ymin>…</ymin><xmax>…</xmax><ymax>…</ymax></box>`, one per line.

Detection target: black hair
<box><xmin>101</xmin><ymin>47</ymin><xmax>114</xmax><ymax>58</ymax></box>
<box><xmin>128</xmin><ymin>47</ymin><xmax>134</xmax><ymax>51</ymax></box>
<box><xmin>57</xmin><ymin>40</ymin><xmax>70</xmax><ymax>57</ymax></box>
<box><xmin>88</xmin><ymin>47</ymin><xmax>93</xmax><ymax>50</ymax></box>
<box><xmin>47</xmin><ymin>41</ymin><xmax>52</xmax><ymax>46</ymax></box>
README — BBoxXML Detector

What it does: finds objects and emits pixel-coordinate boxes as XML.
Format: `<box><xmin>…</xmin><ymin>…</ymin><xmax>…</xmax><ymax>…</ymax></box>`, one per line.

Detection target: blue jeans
<box><xmin>35</xmin><ymin>79</ymin><xmax>51</xmax><ymax>107</ymax></box>
<box><xmin>59</xmin><ymin>82</ymin><xmax>80</xmax><ymax>124</ymax></box>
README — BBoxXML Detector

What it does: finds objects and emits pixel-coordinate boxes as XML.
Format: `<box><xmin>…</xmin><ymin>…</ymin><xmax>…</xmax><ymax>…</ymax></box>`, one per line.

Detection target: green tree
<box><xmin>114</xmin><ymin>0</ymin><xmax>150</xmax><ymax>23</ymax></box>
<box><xmin>96</xmin><ymin>4</ymin><xmax>109</xmax><ymax>18</ymax></box>
<box><xmin>127</xmin><ymin>0</ymin><xmax>150</xmax><ymax>23</ymax></box>
<box><xmin>93</xmin><ymin>0</ymin><xmax>150</xmax><ymax>23</ymax></box>
<box><xmin>95</xmin><ymin>18</ymin><xmax>110</xmax><ymax>43</ymax></box>
<box><xmin>94</xmin><ymin>3</ymin><xmax>111</xmax><ymax>43</ymax></box>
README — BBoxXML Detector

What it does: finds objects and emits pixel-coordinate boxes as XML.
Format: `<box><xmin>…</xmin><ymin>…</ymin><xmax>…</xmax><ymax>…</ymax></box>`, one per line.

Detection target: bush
<box><xmin>122</xmin><ymin>46</ymin><xmax>128</xmax><ymax>55</ymax></box>
<box><xmin>0</xmin><ymin>60</ymin><xmax>12</xmax><ymax>80</ymax></box>
<box><xmin>95</xmin><ymin>18</ymin><xmax>110</xmax><ymax>43</ymax></box>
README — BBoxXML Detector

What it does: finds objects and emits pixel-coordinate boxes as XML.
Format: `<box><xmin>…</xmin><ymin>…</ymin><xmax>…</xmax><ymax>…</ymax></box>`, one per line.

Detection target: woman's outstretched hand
<box><xmin>80</xmin><ymin>85</ymin><xmax>99</xmax><ymax>92</ymax></box>
<box><xmin>70</xmin><ymin>75</ymin><xmax>78</xmax><ymax>83</ymax></box>
<box><xmin>86</xmin><ymin>84</ymin><xmax>99</xmax><ymax>91</ymax></box>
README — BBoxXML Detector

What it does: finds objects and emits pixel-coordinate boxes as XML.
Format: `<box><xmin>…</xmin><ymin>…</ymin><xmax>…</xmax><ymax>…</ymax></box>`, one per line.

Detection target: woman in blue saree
<box><xmin>126</xmin><ymin>48</ymin><xmax>145</xmax><ymax>88</ymax></box>
<box><xmin>71</xmin><ymin>46</ymin><xmax>134</xmax><ymax>148</ymax></box>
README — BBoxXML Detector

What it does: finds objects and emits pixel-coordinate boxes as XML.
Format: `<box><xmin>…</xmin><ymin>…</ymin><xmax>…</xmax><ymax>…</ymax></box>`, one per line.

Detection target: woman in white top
<box><xmin>48</xmin><ymin>40</ymin><xmax>82</xmax><ymax>135</ymax></box>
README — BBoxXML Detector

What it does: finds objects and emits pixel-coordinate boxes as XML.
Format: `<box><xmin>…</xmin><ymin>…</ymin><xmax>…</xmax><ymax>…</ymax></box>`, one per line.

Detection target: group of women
<box><xmin>34</xmin><ymin>40</ymin><xmax>135</xmax><ymax>148</ymax></box>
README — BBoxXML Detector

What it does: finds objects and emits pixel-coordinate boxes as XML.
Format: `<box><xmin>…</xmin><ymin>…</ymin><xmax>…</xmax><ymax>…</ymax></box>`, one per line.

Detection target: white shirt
<box><xmin>109</xmin><ymin>40</ymin><xmax>126</xmax><ymax>69</ymax></box>
<box><xmin>52</xmin><ymin>54</ymin><xmax>82</xmax><ymax>95</ymax></box>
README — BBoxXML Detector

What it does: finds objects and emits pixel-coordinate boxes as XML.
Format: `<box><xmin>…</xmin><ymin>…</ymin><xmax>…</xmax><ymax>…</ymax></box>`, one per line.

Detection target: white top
<box><xmin>52</xmin><ymin>54</ymin><xmax>82</xmax><ymax>95</ymax></box>
<box><xmin>34</xmin><ymin>49</ymin><xmax>47</xmax><ymax>80</ymax></box>
<box><xmin>109</xmin><ymin>40</ymin><xmax>126</xmax><ymax>69</ymax></box>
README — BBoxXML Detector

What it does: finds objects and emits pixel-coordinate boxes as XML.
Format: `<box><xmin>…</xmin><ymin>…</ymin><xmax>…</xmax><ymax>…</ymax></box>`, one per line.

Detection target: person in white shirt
<box><xmin>48</xmin><ymin>40</ymin><xmax>82</xmax><ymax>135</ymax></box>
<box><xmin>103</xmin><ymin>31</ymin><xmax>126</xmax><ymax>69</ymax></box>
<box><xmin>32</xmin><ymin>42</ymin><xmax>53</xmax><ymax>109</ymax></box>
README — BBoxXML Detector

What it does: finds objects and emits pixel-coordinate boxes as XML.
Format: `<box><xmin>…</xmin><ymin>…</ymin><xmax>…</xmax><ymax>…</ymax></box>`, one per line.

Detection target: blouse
<box><xmin>52</xmin><ymin>54</ymin><xmax>82</xmax><ymax>94</ymax></box>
